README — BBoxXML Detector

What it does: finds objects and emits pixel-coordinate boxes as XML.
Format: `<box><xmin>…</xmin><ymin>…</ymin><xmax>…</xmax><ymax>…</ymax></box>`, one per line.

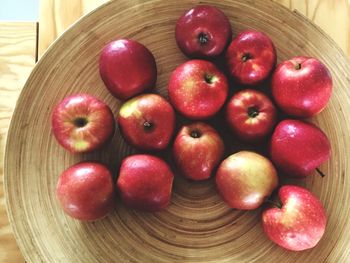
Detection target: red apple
<box><xmin>226</xmin><ymin>30</ymin><xmax>276</xmax><ymax>85</ymax></box>
<box><xmin>51</xmin><ymin>94</ymin><xmax>115</xmax><ymax>153</ymax></box>
<box><xmin>173</xmin><ymin>122</ymin><xmax>224</xmax><ymax>181</ymax></box>
<box><xmin>117</xmin><ymin>94</ymin><xmax>175</xmax><ymax>150</ymax></box>
<box><xmin>226</xmin><ymin>89</ymin><xmax>277</xmax><ymax>142</ymax></box>
<box><xmin>99</xmin><ymin>39</ymin><xmax>157</xmax><ymax>100</ymax></box>
<box><xmin>216</xmin><ymin>151</ymin><xmax>278</xmax><ymax>210</ymax></box>
<box><xmin>56</xmin><ymin>162</ymin><xmax>115</xmax><ymax>221</ymax></box>
<box><xmin>117</xmin><ymin>154</ymin><xmax>174</xmax><ymax>212</ymax></box>
<box><xmin>270</xmin><ymin>119</ymin><xmax>331</xmax><ymax>178</ymax></box>
<box><xmin>175</xmin><ymin>5</ymin><xmax>232</xmax><ymax>58</ymax></box>
<box><xmin>168</xmin><ymin>59</ymin><xmax>228</xmax><ymax>120</ymax></box>
<box><xmin>262</xmin><ymin>185</ymin><xmax>327</xmax><ymax>251</ymax></box>
<box><xmin>272</xmin><ymin>56</ymin><xmax>332</xmax><ymax>118</ymax></box>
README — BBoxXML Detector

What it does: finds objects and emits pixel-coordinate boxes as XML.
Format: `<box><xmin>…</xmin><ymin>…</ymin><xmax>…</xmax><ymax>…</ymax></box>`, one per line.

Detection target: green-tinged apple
<box><xmin>51</xmin><ymin>94</ymin><xmax>115</xmax><ymax>153</ymax></box>
<box><xmin>216</xmin><ymin>151</ymin><xmax>278</xmax><ymax>210</ymax></box>
<box><xmin>262</xmin><ymin>185</ymin><xmax>327</xmax><ymax>251</ymax></box>
<box><xmin>173</xmin><ymin>122</ymin><xmax>224</xmax><ymax>180</ymax></box>
<box><xmin>117</xmin><ymin>94</ymin><xmax>175</xmax><ymax>150</ymax></box>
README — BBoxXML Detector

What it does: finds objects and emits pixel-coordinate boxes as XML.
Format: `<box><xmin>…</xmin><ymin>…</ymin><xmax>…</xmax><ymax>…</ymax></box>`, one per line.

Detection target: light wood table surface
<box><xmin>0</xmin><ymin>1</ymin><xmax>349</xmax><ymax>262</ymax></box>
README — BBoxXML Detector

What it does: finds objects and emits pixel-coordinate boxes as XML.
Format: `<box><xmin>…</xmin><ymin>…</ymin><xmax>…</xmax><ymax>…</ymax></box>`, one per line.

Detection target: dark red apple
<box><xmin>168</xmin><ymin>59</ymin><xmax>228</xmax><ymax>120</ymax></box>
<box><xmin>51</xmin><ymin>94</ymin><xmax>115</xmax><ymax>153</ymax></box>
<box><xmin>56</xmin><ymin>162</ymin><xmax>115</xmax><ymax>221</ymax></box>
<box><xmin>270</xmin><ymin>119</ymin><xmax>331</xmax><ymax>178</ymax></box>
<box><xmin>117</xmin><ymin>94</ymin><xmax>175</xmax><ymax>150</ymax></box>
<box><xmin>226</xmin><ymin>89</ymin><xmax>277</xmax><ymax>142</ymax></box>
<box><xmin>175</xmin><ymin>5</ymin><xmax>232</xmax><ymax>58</ymax></box>
<box><xmin>226</xmin><ymin>30</ymin><xmax>276</xmax><ymax>85</ymax></box>
<box><xmin>272</xmin><ymin>56</ymin><xmax>332</xmax><ymax>118</ymax></box>
<box><xmin>216</xmin><ymin>151</ymin><xmax>278</xmax><ymax>210</ymax></box>
<box><xmin>173</xmin><ymin>122</ymin><xmax>224</xmax><ymax>181</ymax></box>
<box><xmin>117</xmin><ymin>154</ymin><xmax>174</xmax><ymax>212</ymax></box>
<box><xmin>262</xmin><ymin>185</ymin><xmax>327</xmax><ymax>251</ymax></box>
<box><xmin>99</xmin><ymin>39</ymin><xmax>157</xmax><ymax>100</ymax></box>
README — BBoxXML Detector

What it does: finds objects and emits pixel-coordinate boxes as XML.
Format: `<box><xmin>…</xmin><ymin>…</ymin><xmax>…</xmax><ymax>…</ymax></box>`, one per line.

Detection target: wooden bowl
<box><xmin>4</xmin><ymin>0</ymin><xmax>350</xmax><ymax>262</ymax></box>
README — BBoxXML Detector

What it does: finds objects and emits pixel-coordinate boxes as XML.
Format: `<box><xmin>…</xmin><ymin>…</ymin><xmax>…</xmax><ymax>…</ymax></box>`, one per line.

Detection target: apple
<box><xmin>262</xmin><ymin>185</ymin><xmax>327</xmax><ymax>251</ymax></box>
<box><xmin>117</xmin><ymin>94</ymin><xmax>175</xmax><ymax>150</ymax></box>
<box><xmin>175</xmin><ymin>5</ymin><xmax>232</xmax><ymax>58</ymax></box>
<box><xmin>117</xmin><ymin>154</ymin><xmax>174</xmax><ymax>212</ymax></box>
<box><xmin>168</xmin><ymin>59</ymin><xmax>228</xmax><ymax>120</ymax></box>
<box><xmin>272</xmin><ymin>56</ymin><xmax>332</xmax><ymax>118</ymax></box>
<box><xmin>173</xmin><ymin>122</ymin><xmax>224</xmax><ymax>181</ymax></box>
<box><xmin>226</xmin><ymin>30</ymin><xmax>276</xmax><ymax>85</ymax></box>
<box><xmin>56</xmin><ymin>162</ymin><xmax>115</xmax><ymax>221</ymax></box>
<box><xmin>270</xmin><ymin>119</ymin><xmax>331</xmax><ymax>178</ymax></box>
<box><xmin>216</xmin><ymin>151</ymin><xmax>278</xmax><ymax>210</ymax></box>
<box><xmin>226</xmin><ymin>89</ymin><xmax>277</xmax><ymax>142</ymax></box>
<box><xmin>99</xmin><ymin>39</ymin><xmax>157</xmax><ymax>100</ymax></box>
<box><xmin>51</xmin><ymin>94</ymin><xmax>115</xmax><ymax>153</ymax></box>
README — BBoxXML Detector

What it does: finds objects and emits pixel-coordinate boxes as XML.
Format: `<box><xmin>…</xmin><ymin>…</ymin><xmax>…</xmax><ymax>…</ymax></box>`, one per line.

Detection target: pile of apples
<box><xmin>52</xmin><ymin>5</ymin><xmax>333</xmax><ymax>252</ymax></box>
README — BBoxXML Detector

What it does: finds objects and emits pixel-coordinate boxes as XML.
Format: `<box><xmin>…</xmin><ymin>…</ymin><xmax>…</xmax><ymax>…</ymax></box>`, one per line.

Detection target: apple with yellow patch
<box><xmin>117</xmin><ymin>93</ymin><xmax>175</xmax><ymax>150</ymax></box>
<box><xmin>215</xmin><ymin>151</ymin><xmax>278</xmax><ymax>210</ymax></box>
<box><xmin>173</xmin><ymin>122</ymin><xmax>224</xmax><ymax>180</ymax></box>
<box><xmin>262</xmin><ymin>185</ymin><xmax>327</xmax><ymax>251</ymax></box>
<box><xmin>51</xmin><ymin>94</ymin><xmax>115</xmax><ymax>153</ymax></box>
<box><xmin>226</xmin><ymin>89</ymin><xmax>277</xmax><ymax>142</ymax></box>
<box><xmin>226</xmin><ymin>30</ymin><xmax>276</xmax><ymax>85</ymax></box>
<box><xmin>168</xmin><ymin>59</ymin><xmax>228</xmax><ymax>120</ymax></box>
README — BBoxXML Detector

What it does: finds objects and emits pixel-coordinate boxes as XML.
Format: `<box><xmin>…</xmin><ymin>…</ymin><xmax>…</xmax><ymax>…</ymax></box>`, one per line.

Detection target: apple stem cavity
<box><xmin>190</xmin><ymin>129</ymin><xmax>202</xmax><ymax>138</ymax></box>
<box><xmin>198</xmin><ymin>32</ymin><xmax>209</xmax><ymax>46</ymax></box>
<box><xmin>143</xmin><ymin>121</ymin><xmax>154</xmax><ymax>132</ymax></box>
<box><xmin>294</xmin><ymin>62</ymin><xmax>302</xmax><ymax>70</ymax></box>
<box><xmin>265</xmin><ymin>199</ymin><xmax>282</xmax><ymax>209</ymax></box>
<box><xmin>248</xmin><ymin>106</ymin><xmax>259</xmax><ymax>118</ymax></box>
<box><xmin>204</xmin><ymin>74</ymin><xmax>214</xmax><ymax>84</ymax></box>
<box><xmin>316</xmin><ymin>168</ymin><xmax>326</xmax><ymax>177</ymax></box>
<box><xmin>73</xmin><ymin>117</ymin><xmax>88</xmax><ymax>128</ymax></box>
<box><xmin>242</xmin><ymin>53</ymin><xmax>252</xmax><ymax>62</ymax></box>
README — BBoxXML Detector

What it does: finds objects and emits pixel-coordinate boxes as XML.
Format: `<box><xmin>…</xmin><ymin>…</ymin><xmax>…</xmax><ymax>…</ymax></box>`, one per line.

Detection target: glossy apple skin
<box><xmin>56</xmin><ymin>162</ymin><xmax>115</xmax><ymax>221</ymax></box>
<box><xmin>51</xmin><ymin>94</ymin><xmax>115</xmax><ymax>153</ymax></box>
<box><xmin>99</xmin><ymin>39</ymin><xmax>157</xmax><ymax>100</ymax></box>
<box><xmin>216</xmin><ymin>151</ymin><xmax>278</xmax><ymax>210</ymax></box>
<box><xmin>173</xmin><ymin>122</ymin><xmax>224</xmax><ymax>181</ymax></box>
<box><xmin>168</xmin><ymin>59</ymin><xmax>228</xmax><ymax>120</ymax></box>
<box><xmin>117</xmin><ymin>155</ymin><xmax>174</xmax><ymax>212</ymax></box>
<box><xmin>262</xmin><ymin>185</ymin><xmax>327</xmax><ymax>251</ymax></box>
<box><xmin>270</xmin><ymin>119</ymin><xmax>331</xmax><ymax>178</ymax></box>
<box><xmin>226</xmin><ymin>30</ymin><xmax>276</xmax><ymax>85</ymax></box>
<box><xmin>117</xmin><ymin>94</ymin><xmax>175</xmax><ymax>150</ymax></box>
<box><xmin>226</xmin><ymin>89</ymin><xmax>277</xmax><ymax>142</ymax></box>
<box><xmin>175</xmin><ymin>5</ymin><xmax>232</xmax><ymax>58</ymax></box>
<box><xmin>272</xmin><ymin>56</ymin><xmax>332</xmax><ymax>118</ymax></box>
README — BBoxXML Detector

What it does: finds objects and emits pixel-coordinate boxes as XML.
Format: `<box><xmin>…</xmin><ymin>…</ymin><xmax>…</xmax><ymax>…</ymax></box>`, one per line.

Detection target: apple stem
<box><xmin>265</xmin><ymin>199</ymin><xmax>282</xmax><ymax>209</ymax></box>
<box><xmin>198</xmin><ymin>32</ymin><xmax>209</xmax><ymax>45</ymax></box>
<box><xmin>190</xmin><ymin>129</ymin><xmax>202</xmax><ymax>138</ymax></box>
<box><xmin>73</xmin><ymin>117</ymin><xmax>88</xmax><ymax>128</ymax></box>
<box><xmin>316</xmin><ymin>168</ymin><xmax>326</xmax><ymax>177</ymax></box>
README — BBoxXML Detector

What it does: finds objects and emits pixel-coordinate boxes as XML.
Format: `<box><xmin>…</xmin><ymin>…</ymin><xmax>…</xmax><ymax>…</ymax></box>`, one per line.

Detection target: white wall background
<box><xmin>0</xmin><ymin>0</ymin><xmax>39</xmax><ymax>20</ymax></box>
